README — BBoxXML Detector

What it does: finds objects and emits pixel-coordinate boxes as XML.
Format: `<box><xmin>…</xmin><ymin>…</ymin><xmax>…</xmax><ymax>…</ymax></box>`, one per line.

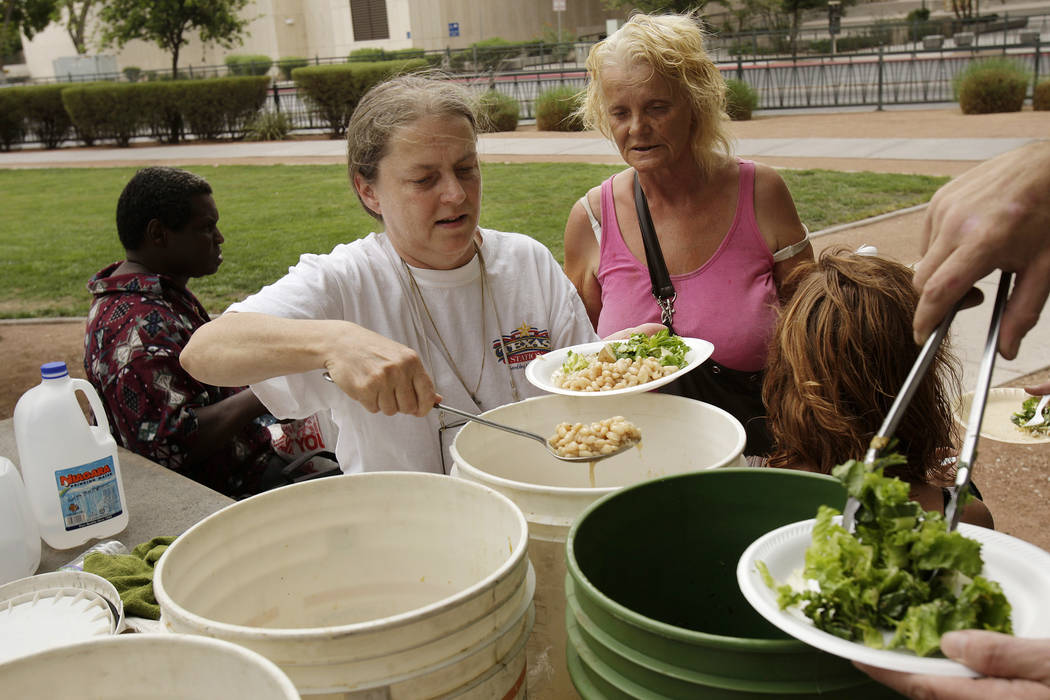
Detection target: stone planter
<box><xmin>954</xmin><ymin>32</ymin><xmax>974</xmax><ymax>47</ymax></box>
<box><xmin>923</xmin><ymin>34</ymin><xmax>944</xmax><ymax>49</ymax></box>
<box><xmin>1020</xmin><ymin>30</ymin><xmax>1040</xmax><ymax>45</ymax></box>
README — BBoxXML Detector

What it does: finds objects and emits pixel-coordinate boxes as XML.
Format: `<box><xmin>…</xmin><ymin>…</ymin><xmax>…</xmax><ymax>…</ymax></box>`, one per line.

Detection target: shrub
<box><xmin>1034</xmin><ymin>79</ymin><xmax>1050</xmax><ymax>111</ymax></box>
<box><xmin>388</xmin><ymin>48</ymin><xmax>425</xmax><ymax>61</ymax></box>
<box><xmin>136</xmin><ymin>81</ymin><xmax>187</xmax><ymax>143</ymax></box>
<box><xmin>954</xmin><ymin>58</ymin><xmax>1029</xmax><ymax>114</ymax></box>
<box><xmin>477</xmin><ymin>90</ymin><xmax>519</xmax><ymax>132</ymax></box>
<box><xmin>0</xmin><ymin>89</ymin><xmax>24</xmax><ymax>150</ymax></box>
<box><xmin>61</xmin><ymin>83</ymin><xmax>146</xmax><ymax>147</ymax></box>
<box><xmin>225</xmin><ymin>54</ymin><xmax>273</xmax><ymax>76</ymax></box>
<box><xmin>470</xmin><ymin>38</ymin><xmax>526</xmax><ymax>71</ymax></box>
<box><xmin>20</xmin><ymin>85</ymin><xmax>72</xmax><ymax>149</ymax></box>
<box><xmin>725</xmin><ymin>78</ymin><xmax>758</xmax><ymax>120</ymax></box>
<box><xmin>246</xmin><ymin>110</ymin><xmax>292</xmax><ymax>141</ymax></box>
<box><xmin>349</xmin><ymin>48</ymin><xmax>386</xmax><ymax>62</ymax></box>
<box><xmin>182</xmin><ymin>76</ymin><xmax>269</xmax><ymax>140</ymax></box>
<box><xmin>292</xmin><ymin>59</ymin><xmax>427</xmax><ymax>137</ymax></box>
<box><xmin>277</xmin><ymin>56</ymin><xmax>308</xmax><ymax>81</ymax></box>
<box><xmin>123</xmin><ymin>66</ymin><xmax>142</xmax><ymax>83</ymax></box>
<box><xmin>534</xmin><ymin>85</ymin><xmax>584</xmax><ymax>131</ymax></box>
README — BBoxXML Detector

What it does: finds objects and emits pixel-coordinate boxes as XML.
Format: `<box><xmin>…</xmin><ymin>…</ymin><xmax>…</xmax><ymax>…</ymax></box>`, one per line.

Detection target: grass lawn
<box><xmin>0</xmin><ymin>164</ymin><xmax>947</xmax><ymax>318</ymax></box>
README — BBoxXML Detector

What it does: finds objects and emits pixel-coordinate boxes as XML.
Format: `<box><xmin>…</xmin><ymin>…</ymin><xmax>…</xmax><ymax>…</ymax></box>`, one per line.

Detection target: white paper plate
<box><xmin>524</xmin><ymin>337</ymin><xmax>714</xmax><ymax>397</ymax></box>
<box><xmin>956</xmin><ymin>387</ymin><xmax>1050</xmax><ymax>444</ymax></box>
<box><xmin>737</xmin><ymin>516</ymin><xmax>1050</xmax><ymax>676</ymax></box>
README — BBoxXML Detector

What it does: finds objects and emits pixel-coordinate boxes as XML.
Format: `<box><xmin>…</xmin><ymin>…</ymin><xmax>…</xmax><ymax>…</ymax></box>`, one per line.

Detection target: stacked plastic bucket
<box><xmin>565</xmin><ymin>468</ymin><xmax>888</xmax><ymax>698</ymax></box>
<box><xmin>154</xmin><ymin>472</ymin><xmax>533</xmax><ymax>698</ymax></box>
<box><xmin>451</xmin><ymin>393</ymin><xmax>747</xmax><ymax>698</ymax></box>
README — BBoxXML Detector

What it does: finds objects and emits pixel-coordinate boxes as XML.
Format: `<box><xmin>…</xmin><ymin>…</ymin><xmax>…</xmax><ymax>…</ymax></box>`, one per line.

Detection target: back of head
<box><xmin>582</xmin><ymin>11</ymin><xmax>732</xmax><ymax>176</ymax></box>
<box><xmin>764</xmin><ymin>249</ymin><xmax>959</xmax><ymax>483</ymax></box>
<box><xmin>116</xmin><ymin>167</ymin><xmax>212</xmax><ymax>250</ymax></box>
<box><xmin>346</xmin><ymin>73</ymin><xmax>479</xmax><ymax>220</ymax></box>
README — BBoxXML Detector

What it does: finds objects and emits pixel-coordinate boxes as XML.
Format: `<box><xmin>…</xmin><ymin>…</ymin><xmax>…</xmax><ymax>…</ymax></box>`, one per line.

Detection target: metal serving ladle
<box><xmin>435</xmin><ymin>403</ymin><xmax>637</xmax><ymax>463</ymax></box>
<box><xmin>321</xmin><ymin>370</ymin><xmax>638</xmax><ymax>462</ymax></box>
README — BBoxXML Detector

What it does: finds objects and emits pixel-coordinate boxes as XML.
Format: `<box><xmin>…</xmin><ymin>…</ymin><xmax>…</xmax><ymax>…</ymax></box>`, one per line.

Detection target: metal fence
<box><xmin>3</xmin><ymin>35</ymin><xmax>1046</xmax><ymax>147</ymax></box>
<box><xmin>260</xmin><ymin>41</ymin><xmax>1045</xmax><ymax>133</ymax></box>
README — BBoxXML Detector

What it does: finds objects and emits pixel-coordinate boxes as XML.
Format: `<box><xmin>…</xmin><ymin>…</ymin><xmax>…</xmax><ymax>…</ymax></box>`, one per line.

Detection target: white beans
<box><xmin>548</xmin><ymin>416</ymin><xmax>642</xmax><ymax>458</ymax></box>
<box><xmin>552</xmin><ymin>355</ymin><xmax>677</xmax><ymax>392</ymax></box>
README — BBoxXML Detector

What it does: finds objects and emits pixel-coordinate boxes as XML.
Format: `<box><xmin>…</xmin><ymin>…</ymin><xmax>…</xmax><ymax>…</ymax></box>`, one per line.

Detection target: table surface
<box><xmin>0</xmin><ymin>417</ymin><xmax>234</xmax><ymax>572</ymax></box>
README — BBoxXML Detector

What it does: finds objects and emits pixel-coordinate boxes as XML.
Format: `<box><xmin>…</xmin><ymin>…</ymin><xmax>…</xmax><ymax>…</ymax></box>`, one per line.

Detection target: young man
<box><xmin>84</xmin><ymin>167</ymin><xmax>332</xmax><ymax>498</ymax></box>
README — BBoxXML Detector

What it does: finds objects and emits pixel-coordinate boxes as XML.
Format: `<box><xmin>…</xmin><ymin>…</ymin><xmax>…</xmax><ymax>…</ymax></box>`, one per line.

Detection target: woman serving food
<box><xmin>180</xmin><ymin>74</ymin><xmax>599</xmax><ymax>474</ymax></box>
<box><xmin>563</xmin><ymin>12</ymin><xmax>813</xmax><ymax>455</ymax></box>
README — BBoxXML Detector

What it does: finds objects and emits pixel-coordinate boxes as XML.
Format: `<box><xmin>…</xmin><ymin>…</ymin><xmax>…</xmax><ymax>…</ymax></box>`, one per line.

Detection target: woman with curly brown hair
<box><xmin>762</xmin><ymin>248</ymin><xmax>993</xmax><ymax>527</ymax></box>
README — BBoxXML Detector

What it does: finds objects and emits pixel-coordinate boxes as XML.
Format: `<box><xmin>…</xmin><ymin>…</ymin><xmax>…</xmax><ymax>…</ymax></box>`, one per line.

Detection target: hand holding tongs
<box><xmin>841</xmin><ymin>271</ymin><xmax>1013</xmax><ymax>533</ymax></box>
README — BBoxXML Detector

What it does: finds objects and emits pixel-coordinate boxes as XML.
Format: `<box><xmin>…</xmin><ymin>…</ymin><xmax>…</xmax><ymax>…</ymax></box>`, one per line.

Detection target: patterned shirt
<box><xmin>84</xmin><ymin>262</ymin><xmax>282</xmax><ymax>497</ymax></box>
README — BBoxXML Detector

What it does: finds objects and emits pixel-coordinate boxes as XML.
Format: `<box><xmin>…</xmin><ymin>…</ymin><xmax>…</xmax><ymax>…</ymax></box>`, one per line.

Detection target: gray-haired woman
<box><xmin>181</xmin><ymin>74</ymin><xmax>598</xmax><ymax>474</ymax></box>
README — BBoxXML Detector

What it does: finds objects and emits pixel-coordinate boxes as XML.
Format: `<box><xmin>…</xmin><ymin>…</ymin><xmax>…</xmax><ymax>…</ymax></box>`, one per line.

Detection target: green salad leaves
<box><xmin>759</xmin><ymin>454</ymin><xmax>1012</xmax><ymax>657</ymax></box>
<box><xmin>612</xmin><ymin>330</ymin><xmax>689</xmax><ymax>366</ymax></box>
<box><xmin>1011</xmin><ymin>396</ymin><xmax>1050</xmax><ymax>437</ymax></box>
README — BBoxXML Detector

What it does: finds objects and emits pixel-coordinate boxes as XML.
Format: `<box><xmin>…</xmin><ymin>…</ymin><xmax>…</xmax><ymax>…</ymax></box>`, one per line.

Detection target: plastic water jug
<box><xmin>13</xmin><ymin>362</ymin><xmax>129</xmax><ymax>550</ymax></box>
<box><xmin>0</xmin><ymin>456</ymin><xmax>41</xmax><ymax>584</ymax></box>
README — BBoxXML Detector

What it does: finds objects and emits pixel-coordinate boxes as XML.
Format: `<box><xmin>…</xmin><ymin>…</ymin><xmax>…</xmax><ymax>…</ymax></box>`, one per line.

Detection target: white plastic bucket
<box><xmin>0</xmin><ymin>634</ymin><xmax>299</xmax><ymax>699</ymax></box>
<box><xmin>449</xmin><ymin>393</ymin><xmax>746</xmax><ymax>699</ymax></box>
<box><xmin>154</xmin><ymin>472</ymin><xmax>533</xmax><ymax>698</ymax></box>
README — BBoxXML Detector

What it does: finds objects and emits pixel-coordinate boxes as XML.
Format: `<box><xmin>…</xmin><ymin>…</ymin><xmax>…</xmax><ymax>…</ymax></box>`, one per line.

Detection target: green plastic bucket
<box><xmin>565</xmin><ymin>468</ymin><xmax>896</xmax><ymax>698</ymax></box>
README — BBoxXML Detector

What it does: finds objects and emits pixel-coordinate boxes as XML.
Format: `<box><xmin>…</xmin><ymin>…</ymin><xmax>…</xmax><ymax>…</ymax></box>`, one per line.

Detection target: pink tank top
<box><xmin>595</xmin><ymin>160</ymin><xmax>778</xmax><ymax>372</ymax></box>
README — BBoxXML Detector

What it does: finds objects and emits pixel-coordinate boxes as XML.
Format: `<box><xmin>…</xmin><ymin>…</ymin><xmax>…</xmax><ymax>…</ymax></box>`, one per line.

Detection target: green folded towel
<box><xmin>83</xmin><ymin>536</ymin><xmax>176</xmax><ymax>620</ymax></box>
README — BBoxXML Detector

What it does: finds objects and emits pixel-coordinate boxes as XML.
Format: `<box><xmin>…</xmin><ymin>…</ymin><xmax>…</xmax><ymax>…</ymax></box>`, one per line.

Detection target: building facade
<box><xmin>21</xmin><ymin>0</ymin><xmax>623</xmax><ymax>80</ymax></box>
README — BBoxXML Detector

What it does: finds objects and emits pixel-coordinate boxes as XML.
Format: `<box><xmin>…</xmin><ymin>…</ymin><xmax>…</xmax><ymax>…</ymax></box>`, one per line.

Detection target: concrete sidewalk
<box><xmin>0</xmin><ymin>132</ymin><xmax>1040</xmax><ymax>168</ymax></box>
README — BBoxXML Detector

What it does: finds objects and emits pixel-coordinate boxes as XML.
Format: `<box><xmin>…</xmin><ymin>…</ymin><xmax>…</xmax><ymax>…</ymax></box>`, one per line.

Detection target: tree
<box><xmin>51</xmin><ymin>0</ymin><xmax>98</xmax><ymax>54</ymax></box>
<box><xmin>98</xmin><ymin>0</ymin><xmax>251</xmax><ymax>77</ymax></box>
<box><xmin>2</xmin><ymin>0</ymin><xmax>55</xmax><ymax>78</ymax></box>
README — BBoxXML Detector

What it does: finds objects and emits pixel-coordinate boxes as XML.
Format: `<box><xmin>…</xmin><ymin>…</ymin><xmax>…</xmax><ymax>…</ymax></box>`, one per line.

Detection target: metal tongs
<box><xmin>841</xmin><ymin>271</ymin><xmax>1013</xmax><ymax>533</ymax></box>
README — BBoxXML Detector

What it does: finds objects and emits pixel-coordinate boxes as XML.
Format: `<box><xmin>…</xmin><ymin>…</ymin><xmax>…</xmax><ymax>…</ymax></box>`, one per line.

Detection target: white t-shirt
<box><xmin>226</xmin><ymin>229</ymin><xmax>598</xmax><ymax>474</ymax></box>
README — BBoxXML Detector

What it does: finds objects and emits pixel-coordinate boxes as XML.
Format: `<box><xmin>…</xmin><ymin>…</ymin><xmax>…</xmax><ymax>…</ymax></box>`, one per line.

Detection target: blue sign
<box><xmin>448</xmin><ymin>22</ymin><xmax>460</xmax><ymax>37</ymax></box>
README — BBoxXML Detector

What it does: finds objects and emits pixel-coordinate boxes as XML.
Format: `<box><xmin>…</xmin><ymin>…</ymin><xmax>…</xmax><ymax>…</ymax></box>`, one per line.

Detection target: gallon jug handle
<box><xmin>70</xmin><ymin>378</ymin><xmax>112</xmax><ymax>435</ymax></box>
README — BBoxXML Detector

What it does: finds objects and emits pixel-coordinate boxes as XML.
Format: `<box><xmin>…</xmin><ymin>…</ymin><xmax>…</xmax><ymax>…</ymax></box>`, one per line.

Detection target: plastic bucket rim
<box><xmin>155</xmin><ymin>472</ymin><xmax>531</xmax><ymax>640</ymax></box>
<box><xmin>564</xmin><ymin>467</ymin><xmax>843</xmax><ymax>651</ymax></box>
<box><xmin>449</xmin><ymin>393</ymin><xmax>747</xmax><ymax>497</ymax></box>
<box><xmin>0</xmin><ymin>633</ymin><xmax>300</xmax><ymax>698</ymax></box>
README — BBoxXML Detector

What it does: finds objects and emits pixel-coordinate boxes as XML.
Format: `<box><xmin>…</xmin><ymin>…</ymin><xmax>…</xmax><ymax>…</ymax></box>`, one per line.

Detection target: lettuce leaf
<box><xmin>763</xmin><ymin>453</ymin><xmax>1012</xmax><ymax>657</ymax></box>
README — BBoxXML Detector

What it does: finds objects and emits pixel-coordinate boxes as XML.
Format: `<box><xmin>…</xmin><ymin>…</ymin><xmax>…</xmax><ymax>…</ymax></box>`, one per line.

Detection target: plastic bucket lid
<box><xmin>0</xmin><ymin>571</ymin><xmax>124</xmax><ymax>664</ymax></box>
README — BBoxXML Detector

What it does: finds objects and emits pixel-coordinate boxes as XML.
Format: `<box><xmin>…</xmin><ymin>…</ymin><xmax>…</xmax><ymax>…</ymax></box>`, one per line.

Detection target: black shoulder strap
<box><xmin>633</xmin><ymin>171</ymin><xmax>678</xmax><ymax>333</ymax></box>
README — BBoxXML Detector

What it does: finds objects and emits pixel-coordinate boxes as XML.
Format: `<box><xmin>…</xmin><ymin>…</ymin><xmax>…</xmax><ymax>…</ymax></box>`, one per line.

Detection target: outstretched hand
<box><xmin>913</xmin><ymin>142</ymin><xmax>1050</xmax><ymax>361</ymax></box>
<box><xmin>856</xmin><ymin>630</ymin><xmax>1050</xmax><ymax>700</ymax></box>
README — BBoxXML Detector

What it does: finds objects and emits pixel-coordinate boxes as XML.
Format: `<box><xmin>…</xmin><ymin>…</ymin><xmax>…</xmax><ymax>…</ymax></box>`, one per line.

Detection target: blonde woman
<box><xmin>563</xmin><ymin>12</ymin><xmax>812</xmax><ymax>455</ymax></box>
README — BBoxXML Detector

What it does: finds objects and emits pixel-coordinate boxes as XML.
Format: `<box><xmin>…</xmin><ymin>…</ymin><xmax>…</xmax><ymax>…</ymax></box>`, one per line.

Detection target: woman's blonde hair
<box><xmin>581</xmin><ymin>12</ymin><xmax>733</xmax><ymax>178</ymax></box>
<box><xmin>763</xmin><ymin>249</ymin><xmax>959</xmax><ymax>485</ymax></box>
<box><xmin>346</xmin><ymin>73</ymin><xmax>478</xmax><ymax>220</ymax></box>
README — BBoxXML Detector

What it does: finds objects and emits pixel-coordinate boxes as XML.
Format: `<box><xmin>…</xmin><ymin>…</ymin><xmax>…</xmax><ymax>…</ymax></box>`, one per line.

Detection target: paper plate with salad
<box><xmin>736</xmin><ymin>455</ymin><xmax>1050</xmax><ymax>676</ymax></box>
<box><xmin>525</xmin><ymin>331</ymin><xmax>713</xmax><ymax>397</ymax></box>
<box><xmin>955</xmin><ymin>387</ymin><xmax>1050</xmax><ymax>444</ymax></box>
